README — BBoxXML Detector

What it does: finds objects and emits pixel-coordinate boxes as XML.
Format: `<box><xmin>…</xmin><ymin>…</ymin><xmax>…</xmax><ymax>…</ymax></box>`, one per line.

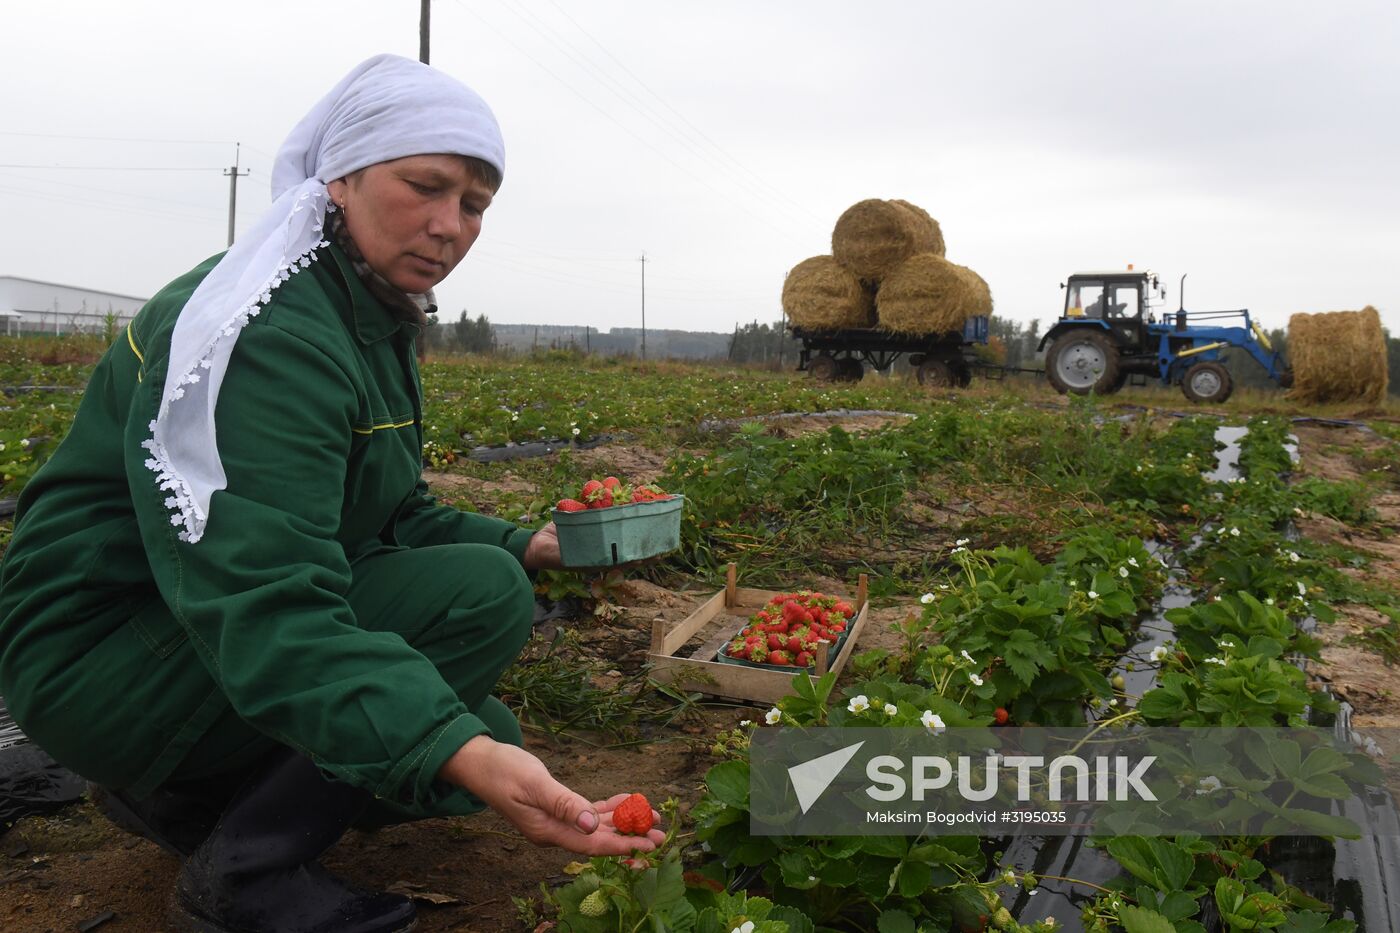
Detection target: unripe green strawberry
<box><xmin>578</xmin><ymin>888</ymin><xmax>608</xmax><ymax>917</ymax></box>
<box><xmin>1111</xmin><ymin>674</ymin><xmax>1126</xmax><ymax>691</ymax></box>
<box><xmin>992</xmin><ymin>907</ymin><xmax>1013</xmax><ymax>929</ymax></box>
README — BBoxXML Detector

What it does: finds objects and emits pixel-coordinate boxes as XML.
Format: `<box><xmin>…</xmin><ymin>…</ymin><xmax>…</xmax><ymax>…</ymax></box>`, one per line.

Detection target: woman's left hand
<box><xmin>523</xmin><ymin>522</ymin><xmax>563</xmax><ymax>571</ymax></box>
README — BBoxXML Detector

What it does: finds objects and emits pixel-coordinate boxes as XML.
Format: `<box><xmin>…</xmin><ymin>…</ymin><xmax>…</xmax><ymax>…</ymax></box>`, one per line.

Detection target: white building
<box><xmin>0</xmin><ymin>275</ymin><xmax>148</xmax><ymax>337</ymax></box>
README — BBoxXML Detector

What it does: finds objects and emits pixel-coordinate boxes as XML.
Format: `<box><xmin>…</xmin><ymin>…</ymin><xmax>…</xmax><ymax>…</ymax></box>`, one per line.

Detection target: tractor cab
<box><xmin>1062</xmin><ymin>271</ymin><xmax>1161</xmax><ymax>351</ymax></box>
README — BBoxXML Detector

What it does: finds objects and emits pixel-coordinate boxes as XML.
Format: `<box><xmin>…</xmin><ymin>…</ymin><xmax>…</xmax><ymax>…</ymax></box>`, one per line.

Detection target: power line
<box><xmin>491</xmin><ymin>0</ymin><xmax>821</xmax><ymax>232</ymax></box>
<box><xmin>0</xmin><ymin>183</ymin><xmax>225</xmax><ymax>226</ymax></box>
<box><xmin>0</xmin><ymin>169</ymin><xmax>226</xmax><ymax>217</ymax></box>
<box><xmin>445</xmin><ymin>0</ymin><xmax>810</xmax><ymax>245</ymax></box>
<box><xmin>0</xmin><ymin>130</ymin><xmax>235</xmax><ymax>145</ymax></box>
<box><xmin>539</xmin><ymin>0</ymin><xmax>825</xmax><ymax>224</ymax></box>
<box><xmin>0</xmin><ymin>163</ymin><xmax>226</xmax><ymax>172</ymax></box>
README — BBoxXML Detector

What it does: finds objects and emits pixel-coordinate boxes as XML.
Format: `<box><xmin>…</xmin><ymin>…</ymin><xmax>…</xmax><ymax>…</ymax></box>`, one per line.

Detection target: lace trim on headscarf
<box><xmin>142</xmin><ymin>192</ymin><xmax>332</xmax><ymax>543</ymax></box>
<box><xmin>326</xmin><ymin>210</ymin><xmax>437</xmax><ymax>326</ymax></box>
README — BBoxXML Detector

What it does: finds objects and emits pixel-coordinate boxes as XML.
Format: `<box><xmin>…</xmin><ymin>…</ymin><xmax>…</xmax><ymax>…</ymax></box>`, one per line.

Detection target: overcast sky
<box><xmin>2</xmin><ymin>1</ymin><xmax>1397</xmax><ymax>337</ymax></box>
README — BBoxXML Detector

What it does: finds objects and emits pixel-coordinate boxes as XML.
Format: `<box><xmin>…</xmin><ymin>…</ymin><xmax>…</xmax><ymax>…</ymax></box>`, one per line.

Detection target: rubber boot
<box><xmin>169</xmin><ymin>749</ymin><xmax>417</xmax><ymax>933</ymax></box>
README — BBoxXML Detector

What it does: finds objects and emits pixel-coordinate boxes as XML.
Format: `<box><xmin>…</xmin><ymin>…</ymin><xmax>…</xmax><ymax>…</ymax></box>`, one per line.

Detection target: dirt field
<box><xmin>2</xmin><ymin>416</ymin><xmax>1397</xmax><ymax>932</ymax></box>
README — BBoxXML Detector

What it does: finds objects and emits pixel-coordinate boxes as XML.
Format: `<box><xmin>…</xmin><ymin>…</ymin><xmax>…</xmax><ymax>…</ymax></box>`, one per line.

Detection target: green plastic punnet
<box><xmin>552</xmin><ymin>495</ymin><xmax>684</xmax><ymax>567</ymax></box>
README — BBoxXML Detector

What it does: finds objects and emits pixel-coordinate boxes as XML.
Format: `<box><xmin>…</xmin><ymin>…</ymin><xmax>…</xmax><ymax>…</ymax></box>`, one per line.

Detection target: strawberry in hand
<box><xmin>611</xmin><ymin>793</ymin><xmax>655</xmax><ymax>836</ymax></box>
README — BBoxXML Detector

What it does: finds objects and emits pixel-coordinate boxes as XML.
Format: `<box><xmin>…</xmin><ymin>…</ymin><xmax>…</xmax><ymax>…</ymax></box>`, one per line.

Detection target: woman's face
<box><xmin>327</xmin><ymin>154</ymin><xmax>494</xmax><ymax>293</ymax></box>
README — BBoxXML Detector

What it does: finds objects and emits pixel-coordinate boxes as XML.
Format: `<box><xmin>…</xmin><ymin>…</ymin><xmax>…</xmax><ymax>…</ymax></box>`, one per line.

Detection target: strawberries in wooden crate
<box><xmin>719</xmin><ymin>591</ymin><xmax>856</xmax><ymax>668</ymax></box>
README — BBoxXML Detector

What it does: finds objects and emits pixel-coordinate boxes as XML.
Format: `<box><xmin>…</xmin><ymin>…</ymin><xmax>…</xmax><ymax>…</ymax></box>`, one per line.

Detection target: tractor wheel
<box><xmin>807</xmin><ymin>353</ymin><xmax>838</xmax><ymax>381</ymax></box>
<box><xmin>1182</xmin><ymin>361</ymin><xmax>1233</xmax><ymax>404</ymax></box>
<box><xmin>1046</xmin><ymin>330</ymin><xmax>1121</xmax><ymax>395</ymax></box>
<box><xmin>837</xmin><ymin>357</ymin><xmax>864</xmax><ymax>382</ymax></box>
<box><xmin>916</xmin><ymin>358</ymin><xmax>956</xmax><ymax>388</ymax></box>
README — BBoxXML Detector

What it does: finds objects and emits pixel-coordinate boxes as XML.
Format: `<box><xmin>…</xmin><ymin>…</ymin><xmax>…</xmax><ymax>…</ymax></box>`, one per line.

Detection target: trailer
<box><xmin>792</xmin><ymin>316</ymin><xmax>990</xmax><ymax>386</ymax></box>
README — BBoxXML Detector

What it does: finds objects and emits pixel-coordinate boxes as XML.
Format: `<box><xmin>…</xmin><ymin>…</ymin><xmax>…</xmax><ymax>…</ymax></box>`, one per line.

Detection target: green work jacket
<box><xmin>0</xmin><ymin>242</ymin><xmax>532</xmax><ymax>806</ymax></box>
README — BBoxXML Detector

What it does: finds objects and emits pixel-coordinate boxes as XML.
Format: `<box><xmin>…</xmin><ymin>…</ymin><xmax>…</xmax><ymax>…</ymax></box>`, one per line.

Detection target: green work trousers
<box><xmin>154</xmin><ymin>542</ymin><xmax>533</xmax><ymax>823</ymax></box>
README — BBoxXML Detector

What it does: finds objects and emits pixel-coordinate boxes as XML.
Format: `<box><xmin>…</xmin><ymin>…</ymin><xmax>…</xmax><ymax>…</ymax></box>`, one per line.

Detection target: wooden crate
<box><xmin>647</xmin><ymin>564</ymin><xmax>870</xmax><ymax>705</ymax></box>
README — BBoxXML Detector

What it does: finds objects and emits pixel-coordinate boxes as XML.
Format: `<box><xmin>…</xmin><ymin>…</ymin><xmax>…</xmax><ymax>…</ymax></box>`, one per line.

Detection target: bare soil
<box><xmin>4</xmin><ymin>417</ymin><xmax>1399</xmax><ymax>931</ymax></box>
<box><xmin>1291</xmin><ymin>423</ymin><xmax>1400</xmax><ymax>798</ymax></box>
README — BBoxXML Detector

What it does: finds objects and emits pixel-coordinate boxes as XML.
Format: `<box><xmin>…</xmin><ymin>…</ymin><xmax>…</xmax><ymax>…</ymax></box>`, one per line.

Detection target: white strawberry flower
<box><xmin>956</xmin><ymin>538</ymin><xmax>970</xmax><ymax>546</ymax></box>
<box><xmin>572</xmin><ymin>427</ymin><xmax>581</xmax><ymax>436</ymax></box>
<box><xmin>921</xmin><ymin>710</ymin><xmax>945</xmax><ymax>732</ymax></box>
<box><xmin>920</xmin><ymin>593</ymin><xmax>935</xmax><ymax>605</ymax></box>
<box><xmin>1298</xmin><ymin>581</ymin><xmax>1307</xmax><ymax>596</ymax></box>
<box><xmin>1088</xmin><ymin>590</ymin><xmax>1099</xmax><ymax>600</ymax></box>
<box><xmin>969</xmin><ymin>672</ymin><xmax>984</xmax><ymax>686</ymax></box>
<box><xmin>847</xmin><ymin>695</ymin><xmax>870</xmax><ymax>714</ymax></box>
<box><xmin>739</xmin><ymin>720</ymin><xmax>752</xmax><ymax>727</ymax></box>
<box><xmin>1230</xmin><ymin>527</ymin><xmax>1240</xmax><ymax>537</ymax></box>
<box><xmin>764</xmin><ymin>707</ymin><xmax>782</xmax><ymax>725</ymax></box>
<box><xmin>884</xmin><ymin>703</ymin><xmax>898</xmax><ymax>716</ymax></box>
<box><xmin>1127</xmin><ymin>557</ymin><xmax>1139</xmax><ymax>568</ymax></box>
<box><xmin>1118</xmin><ymin>566</ymin><xmax>1130</xmax><ymax>578</ymax></box>
<box><xmin>1288</xmin><ymin>551</ymin><xmax>1301</xmax><ymax>563</ymax></box>
<box><xmin>1150</xmin><ymin>645</ymin><xmax>1168</xmax><ymax>662</ymax></box>
<box><xmin>1205</xmin><ymin>656</ymin><xmax>1227</xmax><ymax>666</ymax></box>
<box><xmin>1196</xmin><ymin>775</ymin><xmax>1222</xmax><ymax>794</ymax></box>
<box><xmin>961</xmin><ymin>649</ymin><xmax>975</xmax><ymax>663</ymax></box>
<box><xmin>732</xmin><ymin>922</ymin><xmax>756</xmax><ymax>933</ymax></box>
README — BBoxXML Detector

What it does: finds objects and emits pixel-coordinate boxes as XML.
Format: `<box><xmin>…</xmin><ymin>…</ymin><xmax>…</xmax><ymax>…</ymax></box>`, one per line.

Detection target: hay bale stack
<box><xmin>889</xmin><ymin>200</ymin><xmax>946</xmax><ymax>257</ymax></box>
<box><xmin>831</xmin><ymin>199</ymin><xmax>945</xmax><ymax>281</ymax></box>
<box><xmin>781</xmin><ymin>255</ymin><xmax>875</xmax><ymax>331</ymax></box>
<box><xmin>1287</xmin><ymin>306</ymin><xmax>1388</xmax><ymax>405</ymax></box>
<box><xmin>876</xmin><ymin>253</ymin><xmax>994</xmax><ymax>335</ymax></box>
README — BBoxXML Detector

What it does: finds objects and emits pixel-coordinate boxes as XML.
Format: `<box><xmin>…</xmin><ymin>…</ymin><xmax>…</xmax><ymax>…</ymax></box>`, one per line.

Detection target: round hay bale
<box><xmin>889</xmin><ymin>199</ymin><xmax>946</xmax><ymax>258</ymax></box>
<box><xmin>1287</xmin><ymin>306</ymin><xmax>1388</xmax><ymax>405</ymax></box>
<box><xmin>831</xmin><ymin>199</ymin><xmax>944</xmax><ymax>281</ymax></box>
<box><xmin>876</xmin><ymin>253</ymin><xmax>994</xmax><ymax>335</ymax></box>
<box><xmin>781</xmin><ymin>255</ymin><xmax>875</xmax><ymax>331</ymax></box>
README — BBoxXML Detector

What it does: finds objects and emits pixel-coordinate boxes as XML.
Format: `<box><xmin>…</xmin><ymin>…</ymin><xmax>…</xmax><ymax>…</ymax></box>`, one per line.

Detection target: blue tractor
<box><xmin>1039</xmin><ymin>270</ymin><xmax>1292</xmax><ymax>403</ymax></box>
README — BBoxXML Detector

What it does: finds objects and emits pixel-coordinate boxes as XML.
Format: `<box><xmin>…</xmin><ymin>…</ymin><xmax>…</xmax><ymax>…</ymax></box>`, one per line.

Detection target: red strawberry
<box><xmin>767</xmin><ymin>633</ymin><xmax>784</xmax><ymax>651</ymax></box>
<box><xmin>556</xmin><ymin>499</ymin><xmax>588</xmax><ymax>512</ymax></box>
<box><xmin>631</xmin><ymin>487</ymin><xmax>654</xmax><ymax>503</ymax></box>
<box><xmin>588</xmin><ymin>490</ymin><xmax>614</xmax><ymax>509</ymax></box>
<box><xmin>782</xmin><ymin>601</ymin><xmax>806</xmax><ymax>625</ymax></box>
<box><xmin>602</xmin><ymin>476</ymin><xmax>622</xmax><ymax>490</ymax></box>
<box><xmin>581</xmin><ymin>479</ymin><xmax>605</xmax><ymax>501</ymax></box>
<box><xmin>768</xmin><ymin>650</ymin><xmax>792</xmax><ymax>666</ymax></box>
<box><xmin>786</xmin><ymin>635</ymin><xmax>804</xmax><ymax>654</ymax></box>
<box><xmin>834</xmin><ymin>601</ymin><xmax>854</xmax><ymax>616</ymax></box>
<box><xmin>612</xmin><ymin>793</ymin><xmax>655</xmax><ymax>836</ymax></box>
<box><xmin>993</xmin><ymin>707</ymin><xmax>1010</xmax><ymax>726</ymax></box>
<box><xmin>795</xmin><ymin>650</ymin><xmax>813</xmax><ymax>667</ymax></box>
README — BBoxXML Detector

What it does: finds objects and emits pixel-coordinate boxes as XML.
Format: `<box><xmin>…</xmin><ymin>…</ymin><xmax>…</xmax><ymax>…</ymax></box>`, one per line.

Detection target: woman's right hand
<box><xmin>439</xmin><ymin>735</ymin><xmax>665</xmax><ymax>856</ymax></box>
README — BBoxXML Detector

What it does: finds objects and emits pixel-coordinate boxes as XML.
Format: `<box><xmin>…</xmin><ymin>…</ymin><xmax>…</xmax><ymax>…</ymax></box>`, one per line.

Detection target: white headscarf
<box><xmin>143</xmin><ymin>53</ymin><xmax>504</xmax><ymax>544</ymax></box>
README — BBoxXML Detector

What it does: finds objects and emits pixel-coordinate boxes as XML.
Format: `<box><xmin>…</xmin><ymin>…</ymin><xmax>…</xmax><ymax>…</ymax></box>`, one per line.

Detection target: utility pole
<box><xmin>419</xmin><ymin>0</ymin><xmax>431</xmax><ymax>63</ymax></box>
<box><xmin>640</xmin><ymin>251</ymin><xmax>648</xmax><ymax>361</ymax></box>
<box><xmin>223</xmin><ymin>143</ymin><xmax>249</xmax><ymax>247</ymax></box>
